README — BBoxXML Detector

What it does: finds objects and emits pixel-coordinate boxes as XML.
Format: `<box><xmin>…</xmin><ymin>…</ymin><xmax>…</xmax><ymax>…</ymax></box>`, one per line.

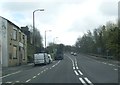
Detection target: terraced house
<box><xmin>0</xmin><ymin>16</ymin><xmax>27</xmax><ymax>67</ymax></box>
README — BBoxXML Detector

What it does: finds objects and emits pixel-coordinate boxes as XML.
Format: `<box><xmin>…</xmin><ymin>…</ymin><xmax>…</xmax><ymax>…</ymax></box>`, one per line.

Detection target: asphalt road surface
<box><xmin>1</xmin><ymin>53</ymin><xmax>119</xmax><ymax>85</ymax></box>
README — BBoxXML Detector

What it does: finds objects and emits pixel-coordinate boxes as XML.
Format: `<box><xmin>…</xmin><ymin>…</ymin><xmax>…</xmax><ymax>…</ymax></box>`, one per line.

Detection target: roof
<box><xmin>0</xmin><ymin>16</ymin><xmax>20</xmax><ymax>30</ymax></box>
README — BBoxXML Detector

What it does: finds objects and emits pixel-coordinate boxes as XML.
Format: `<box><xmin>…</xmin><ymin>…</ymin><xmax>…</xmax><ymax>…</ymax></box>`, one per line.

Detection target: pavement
<box><xmin>0</xmin><ymin>53</ymin><xmax>120</xmax><ymax>85</ymax></box>
<box><xmin>85</xmin><ymin>54</ymin><xmax>120</xmax><ymax>67</ymax></box>
<box><xmin>2</xmin><ymin>63</ymin><xmax>34</xmax><ymax>76</ymax></box>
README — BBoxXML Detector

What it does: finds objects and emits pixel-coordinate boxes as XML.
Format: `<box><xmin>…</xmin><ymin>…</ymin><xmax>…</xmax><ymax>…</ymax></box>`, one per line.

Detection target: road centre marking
<box><xmin>73</xmin><ymin>67</ymin><xmax>75</xmax><ymax>69</ymax></box>
<box><xmin>52</xmin><ymin>65</ymin><xmax>55</xmax><ymax>67</ymax></box>
<box><xmin>79</xmin><ymin>78</ymin><xmax>87</xmax><ymax>85</ymax></box>
<box><xmin>74</xmin><ymin>70</ymin><xmax>79</xmax><ymax>75</ymax></box>
<box><xmin>114</xmin><ymin>68</ymin><xmax>118</xmax><ymax>71</ymax></box>
<box><xmin>78</xmin><ymin>70</ymin><xmax>83</xmax><ymax>75</ymax></box>
<box><xmin>84</xmin><ymin>77</ymin><xmax>94</xmax><ymax>85</ymax></box>
<box><xmin>33</xmin><ymin>76</ymin><xmax>36</xmax><ymax>79</ymax></box>
<box><xmin>26</xmin><ymin>79</ymin><xmax>31</xmax><ymax>82</ymax></box>
<box><xmin>38</xmin><ymin>73</ymin><xmax>40</xmax><ymax>75</ymax></box>
<box><xmin>76</xmin><ymin>67</ymin><xmax>79</xmax><ymax>69</ymax></box>
<box><xmin>41</xmin><ymin>71</ymin><xmax>43</xmax><ymax>73</ymax></box>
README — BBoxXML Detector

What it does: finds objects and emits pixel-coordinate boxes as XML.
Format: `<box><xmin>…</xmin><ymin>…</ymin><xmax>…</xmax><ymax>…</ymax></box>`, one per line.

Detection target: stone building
<box><xmin>0</xmin><ymin>16</ymin><xmax>27</xmax><ymax>67</ymax></box>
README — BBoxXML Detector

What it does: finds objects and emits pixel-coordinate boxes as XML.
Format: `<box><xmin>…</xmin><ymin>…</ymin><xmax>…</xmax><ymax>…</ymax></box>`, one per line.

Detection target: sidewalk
<box><xmin>88</xmin><ymin>54</ymin><xmax>120</xmax><ymax>66</ymax></box>
<box><xmin>81</xmin><ymin>53</ymin><xmax>120</xmax><ymax>67</ymax></box>
<box><xmin>2</xmin><ymin>63</ymin><xmax>33</xmax><ymax>76</ymax></box>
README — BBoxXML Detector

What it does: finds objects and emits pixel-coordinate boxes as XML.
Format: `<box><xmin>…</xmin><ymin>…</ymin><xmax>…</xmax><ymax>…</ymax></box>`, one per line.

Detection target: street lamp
<box><xmin>33</xmin><ymin>9</ymin><xmax>44</xmax><ymax>53</ymax></box>
<box><xmin>44</xmin><ymin>30</ymin><xmax>52</xmax><ymax>52</ymax></box>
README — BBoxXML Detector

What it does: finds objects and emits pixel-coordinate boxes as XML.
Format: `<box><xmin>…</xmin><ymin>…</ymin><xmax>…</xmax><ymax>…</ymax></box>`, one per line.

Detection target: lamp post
<box><xmin>33</xmin><ymin>9</ymin><xmax>44</xmax><ymax>53</ymax></box>
<box><xmin>44</xmin><ymin>30</ymin><xmax>52</xmax><ymax>52</ymax></box>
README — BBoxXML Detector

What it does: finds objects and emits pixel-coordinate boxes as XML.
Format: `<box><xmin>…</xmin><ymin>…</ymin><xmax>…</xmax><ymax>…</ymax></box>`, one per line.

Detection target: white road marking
<box><xmin>79</xmin><ymin>78</ymin><xmax>87</xmax><ymax>85</ymax></box>
<box><xmin>52</xmin><ymin>65</ymin><xmax>55</xmax><ymax>67</ymax></box>
<box><xmin>74</xmin><ymin>70</ymin><xmax>79</xmax><ymax>75</ymax></box>
<box><xmin>50</xmin><ymin>67</ymin><xmax>52</xmax><ymax>69</ymax></box>
<box><xmin>111</xmin><ymin>64</ymin><xmax>115</xmax><ymax>66</ymax></box>
<box><xmin>44</xmin><ymin>69</ymin><xmax>46</xmax><ymax>72</ymax></box>
<box><xmin>6</xmin><ymin>81</ymin><xmax>12</xmax><ymax>83</ymax></box>
<box><xmin>109</xmin><ymin>64</ymin><xmax>113</xmax><ymax>66</ymax></box>
<box><xmin>68</xmin><ymin>56</ymin><xmax>74</xmax><ymax>67</ymax></box>
<box><xmin>46</xmin><ymin>68</ymin><xmax>48</xmax><ymax>70</ymax></box>
<box><xmin>26</xmin><ymin>79</ymin><xmax>31</xmax><ymax>82</ymax></box>
<box><xmin>37</xmin><ymin>73</ymin><xmax>40</xmax><ymax>75</ymax></box>
<box><xmin>73</xmin><ymin>67</ymin><xmax>75</xmax><ymax>69</ymax></box>
<box><xmin>103</xmin><ymin>62</ymin><xmax>106</xmax><ymax>64</ymax></box>
<box><xmin>78</xmin><ymin>70</ymin><xmax>83</xmax><ymax>75</ymax></box>
<box><xmin>2</xmin><ymin>71</ymin><xmax>21</xmax><ymax>78</ymax></box>
<box><xmin>15</xmin><ymin>81</ymin><xmax>20</xmax><ymax>83</ymax></box>
<box><xmin>42</xmin><ymin>66</ymin><xmax>46</xmax><ymax>68</ymax></box>
<box><xmin>84</xmin><ymin>77</ymin><xmax>94</xmax><ymax>85</ymax></box>
<box><xmin>73</xmin><ymin>65</ymin><xmax>75</xmax><ymax>67</ymax></box>
<box><xmin>76</xmin><ymin>67</ymin><xmax>79</xmax><ymax>69</ymax></box>
<box><xmin>33</xmin><ymin>76</ymin><xmax>36</xmax><ymax>79</ymax></box>
<box><xmin>114</xmin><ymin>68</ymin><xmax>118</xmax><ymax>71</ymax></box>
<box><xmin>41</xmin><ymin>71</ymin><xmax>43</xmax><ymax>73</ymax></box>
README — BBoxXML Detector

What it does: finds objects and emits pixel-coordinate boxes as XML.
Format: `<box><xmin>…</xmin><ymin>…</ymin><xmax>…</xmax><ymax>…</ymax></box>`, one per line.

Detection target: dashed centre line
<box><xmin>37</xmin><ymin>73</ymin><xmax>40</xmax><ymax>75</ymax></box>
<box><xmin>26</xmin><ymin>79</ymin><xmax>31</xmax><ymax>82</ymax></box>
<box><xmin>114</xmin><ymin>68</ymin><xmax>118</xmax><ymax>71</ymax></box>
<box><xmin>33</xmin><ymin>76</ymin><xmax>36</xmax><ymax>79</ymax></box>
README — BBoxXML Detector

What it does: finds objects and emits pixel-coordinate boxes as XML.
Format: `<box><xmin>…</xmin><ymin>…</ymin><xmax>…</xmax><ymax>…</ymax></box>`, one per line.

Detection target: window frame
<box><xmin>13</xmin><ymin>45</ymin><xmax>17</xmax><ymax>59</ymax></box>
<box><xmin>13</xmin><ymin>29</ymin><xmax>17</xmax><ymax>41</ymax></box>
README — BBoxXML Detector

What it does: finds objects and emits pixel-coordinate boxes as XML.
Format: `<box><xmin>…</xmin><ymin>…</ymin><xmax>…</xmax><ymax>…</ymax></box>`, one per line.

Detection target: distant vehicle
<box><xmin>54</xmin><ymin>44</ymin><xmax>64</xmax><ymax>60</ymax></box>
<box><xmin>71</xmin><ymin>52</ymin><xmax>74</xmax><ymax>55</ymax></box>
<box><xmin>34</xmin><ymin>53</ymin><xmax>50</xmax><ymax>66</ymax></box>
<box><xmin>73</xmin><ymin>52</ymin><xmax>77</xmax><ymax>56</ymax></box>
<box><xmin>48</xmin><ymin>54</ymin><xmax>53</xmax><ymax>63</ymax></box>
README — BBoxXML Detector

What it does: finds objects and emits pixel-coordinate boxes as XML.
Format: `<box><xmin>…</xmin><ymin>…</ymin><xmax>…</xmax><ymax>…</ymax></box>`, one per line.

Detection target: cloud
<box><xmin>0</xmin><ymin>0</ymin><xmax>118</xmax><ymax>45</ymax></box>
<box><xmin>99</xmin><ymin>0</ymin><xmax>119</xmax><ymax>17</ymax></box>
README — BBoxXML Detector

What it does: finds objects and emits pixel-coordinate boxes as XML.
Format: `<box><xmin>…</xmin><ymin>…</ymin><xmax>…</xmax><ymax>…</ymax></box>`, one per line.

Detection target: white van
<box><xmin>34</xmin><ymin>53</ymin><xmax>50</xmax><ymax>66</ymax></box>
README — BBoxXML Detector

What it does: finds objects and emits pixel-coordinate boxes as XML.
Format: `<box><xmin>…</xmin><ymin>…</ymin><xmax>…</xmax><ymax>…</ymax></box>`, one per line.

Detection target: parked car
<box><xmin>34</xmin><ymin>53</ymin><xmax>50</xmax><ymax>66</ymax></box>
<box><xmin>48</xmin><ymin>54</ymin><xmax>53</xmax><ymax>63</ymax></box>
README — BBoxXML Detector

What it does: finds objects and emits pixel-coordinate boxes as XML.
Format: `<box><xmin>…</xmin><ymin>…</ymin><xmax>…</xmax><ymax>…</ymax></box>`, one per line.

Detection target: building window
<box><xmin>22</xmin><ymin>48</ymin><xmax>25</xmax><ymax>60</ymax></box>
<box><xmin>13</xmin><ymin>29</ymin><xmax>17</xmax><ymax>40</ymax></box>
<box><xmin>13</xmin><ymin>46</ymin><xmax>17</xmax><ymax>59</ymax></box>
<box><xmin>9</xmin><ymin>53</ymin><xmax>12</xmax><ymax>59</ymax></box>
<box><xmin>19</xmin><ymin>32</ymin><xmax>21</xmax><ymax>42</ymax></box>
<box><xmin>23</xmin><ymin>35</ymin><xmax>25</xmax><ymax>44</ymax></box>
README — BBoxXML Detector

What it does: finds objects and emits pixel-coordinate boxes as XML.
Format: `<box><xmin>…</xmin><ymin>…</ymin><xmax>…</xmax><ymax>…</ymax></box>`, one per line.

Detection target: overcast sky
<box><xmin>0</xmin><ymin>0</ymin><xmax>119</xmax><ymax>46</ymax></box>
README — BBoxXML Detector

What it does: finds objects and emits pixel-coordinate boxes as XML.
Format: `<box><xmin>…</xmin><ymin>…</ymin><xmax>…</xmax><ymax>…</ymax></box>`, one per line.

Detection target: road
<box><xmin>1</xmin><ymin>53</ymin><xmax>119</xmax><ymax>85</ymax></box>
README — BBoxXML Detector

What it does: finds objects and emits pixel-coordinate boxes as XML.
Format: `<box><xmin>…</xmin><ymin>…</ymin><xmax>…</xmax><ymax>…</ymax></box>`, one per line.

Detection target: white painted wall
<box><xmin>0</xmin><ymin>17</ymin><xmax>8</xmax><ymax>67</ymax></box>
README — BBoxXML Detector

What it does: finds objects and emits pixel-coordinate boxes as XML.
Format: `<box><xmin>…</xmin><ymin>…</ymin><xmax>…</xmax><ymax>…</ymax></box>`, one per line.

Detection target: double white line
<box><xmin>68</xmin><ymin>56</ymin><xmax>93</xmax><ymax>85</ymax></box>
<box><xmin>79</xmin><ymin>77</ymin><xmax>94</xmax><ymax>85</ymax></box>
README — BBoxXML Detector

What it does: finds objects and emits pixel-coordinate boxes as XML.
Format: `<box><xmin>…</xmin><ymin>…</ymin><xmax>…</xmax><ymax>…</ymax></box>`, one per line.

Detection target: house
<box><xmin>0</xmin><ymin>16</ymin><xmax>27</xmax><ymax>67</ymax></box>
<box><xmin>21</xmin><ymin>26</ymin><xmax>34</xmax><ymax>63</ymax></box>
